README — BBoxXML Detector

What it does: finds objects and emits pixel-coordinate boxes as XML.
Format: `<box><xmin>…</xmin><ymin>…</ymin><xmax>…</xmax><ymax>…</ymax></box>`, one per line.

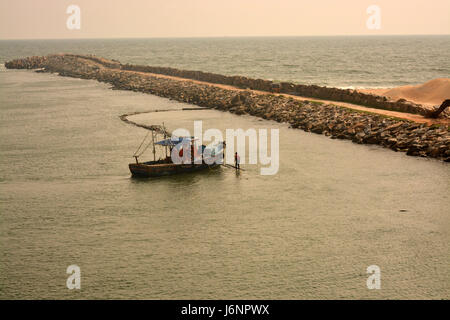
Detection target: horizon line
<box><xmin>1</xmin><ymin>33</ymin><xmax>450</xmax><ymax>41</ymax></box>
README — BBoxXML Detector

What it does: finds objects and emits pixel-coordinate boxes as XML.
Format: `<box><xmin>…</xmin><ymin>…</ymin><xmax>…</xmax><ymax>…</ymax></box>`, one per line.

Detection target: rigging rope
<box><xmin>133</xmin><ymin>130</ymin><xmax>150</xmax><ymax>157</ymax></box>
<box><xmin>132</xmin><ymin>124</ymin><xmax>170</xmax><ymax>158</ymax></box>
<box><xmin>135</xmin><ymin>138</ymin><xmax>154</xmax><ymax>158</ymax></box>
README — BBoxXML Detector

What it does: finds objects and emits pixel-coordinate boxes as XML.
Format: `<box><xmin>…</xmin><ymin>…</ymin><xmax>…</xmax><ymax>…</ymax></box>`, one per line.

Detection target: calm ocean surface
<box><xmin>0</xmin><ymin>37</ymin><xmax>449</xmax><ymax>299</ymax></box>
<box><xmin>1</xmin><ymin>36</ymin><xmax>449</xmax><ymax>88</ymax></box>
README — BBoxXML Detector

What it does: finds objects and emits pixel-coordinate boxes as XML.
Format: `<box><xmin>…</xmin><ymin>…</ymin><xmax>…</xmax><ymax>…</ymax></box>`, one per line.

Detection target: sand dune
<box><xmin>360</xmin><ymin>78</ymin><xmax>450</xmax><ymax>107</ymax></box>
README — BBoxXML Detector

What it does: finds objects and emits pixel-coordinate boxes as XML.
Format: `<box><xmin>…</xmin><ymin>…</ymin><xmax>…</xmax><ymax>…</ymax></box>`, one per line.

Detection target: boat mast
<box><xmin>191</xmin><ymin>137</ymin><xmax>194</xmax><ymax>166</ymax></box>
<box><xmin>163</xmin><ymin>122</ymin><xmax>168</xmax><ymax>158</ymax></box>
<box><xmin>152</xmin><ymin>130</ymin><xmax>156</xmax><ymax>162</ymax></box>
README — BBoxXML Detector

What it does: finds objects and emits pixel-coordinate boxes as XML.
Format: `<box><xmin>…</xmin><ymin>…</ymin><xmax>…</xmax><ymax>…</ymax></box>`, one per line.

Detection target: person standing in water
<box><xmin>234</xmin><ymin>152</ymin><xmax>240</xmax><ymax>169</ymax></box>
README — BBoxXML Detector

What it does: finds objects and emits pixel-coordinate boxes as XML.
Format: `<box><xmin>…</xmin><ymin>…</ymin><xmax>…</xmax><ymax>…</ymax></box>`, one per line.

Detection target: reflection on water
<box><xmin>0</xmin><ymin>69</ymin><xmax>449</xmax><ymax>299</ymax></box>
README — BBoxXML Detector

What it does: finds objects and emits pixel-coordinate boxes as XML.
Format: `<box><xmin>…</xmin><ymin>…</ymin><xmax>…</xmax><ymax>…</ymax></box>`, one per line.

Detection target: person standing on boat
<box><xmin>234</xmin><ymin>152</ymin><xmax>240</xmax><ymax>170</ymax></box>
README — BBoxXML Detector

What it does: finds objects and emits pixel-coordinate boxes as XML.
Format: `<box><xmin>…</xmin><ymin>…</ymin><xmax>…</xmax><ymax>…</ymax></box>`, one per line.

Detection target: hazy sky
<box><xmin>1</xmin><ymin>0</ymin><xmax>449</xmax><ymax>39</ymax></box>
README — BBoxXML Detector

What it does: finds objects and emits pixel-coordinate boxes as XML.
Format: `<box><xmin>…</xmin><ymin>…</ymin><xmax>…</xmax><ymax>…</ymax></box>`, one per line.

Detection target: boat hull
<box><xmin>129</xmin><ymin>162</ymin><xmax>219</xmax><ymax>178</ymax></box>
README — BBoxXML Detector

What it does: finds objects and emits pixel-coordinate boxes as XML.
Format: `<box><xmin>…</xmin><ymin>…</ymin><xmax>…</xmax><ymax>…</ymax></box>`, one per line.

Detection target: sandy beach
<box><xmin>358</xmin><ymin>78</ymin><xmax>450</xmax><ymax>107</ymax></box>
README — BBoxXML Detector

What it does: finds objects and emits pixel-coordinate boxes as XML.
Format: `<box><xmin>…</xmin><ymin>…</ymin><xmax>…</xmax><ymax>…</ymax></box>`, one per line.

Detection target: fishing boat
<box><xmin>129</xmin><ymin>127</ymin><xmax>225</xmax><ymax>178</ymax></box>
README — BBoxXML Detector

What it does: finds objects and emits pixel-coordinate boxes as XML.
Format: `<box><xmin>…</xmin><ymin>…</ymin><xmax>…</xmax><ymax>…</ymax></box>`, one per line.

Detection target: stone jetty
<box><xmin>5</xmin><ymin>54</ymin><xmax>450</xmax><ymax>161</ymax></box>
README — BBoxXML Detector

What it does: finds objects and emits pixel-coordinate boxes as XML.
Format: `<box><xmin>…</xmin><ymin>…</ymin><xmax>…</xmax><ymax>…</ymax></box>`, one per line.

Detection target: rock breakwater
<box><xmin>5</xmin><ymin>54</ymin><xmax>450</xmax><ymax>161</ymax></box>
<box><xmin>121</xmin><ymin>66</ymin><xmax>437</xmax><ymax>117</ymax></box>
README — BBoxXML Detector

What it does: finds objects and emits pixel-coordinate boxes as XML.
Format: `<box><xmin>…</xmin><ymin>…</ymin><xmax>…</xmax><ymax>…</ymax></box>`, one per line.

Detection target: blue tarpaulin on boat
<box><xmin>155</xmin><ymin>137</ymin><xmax>194</xmax><ymax>146</ymax></box>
